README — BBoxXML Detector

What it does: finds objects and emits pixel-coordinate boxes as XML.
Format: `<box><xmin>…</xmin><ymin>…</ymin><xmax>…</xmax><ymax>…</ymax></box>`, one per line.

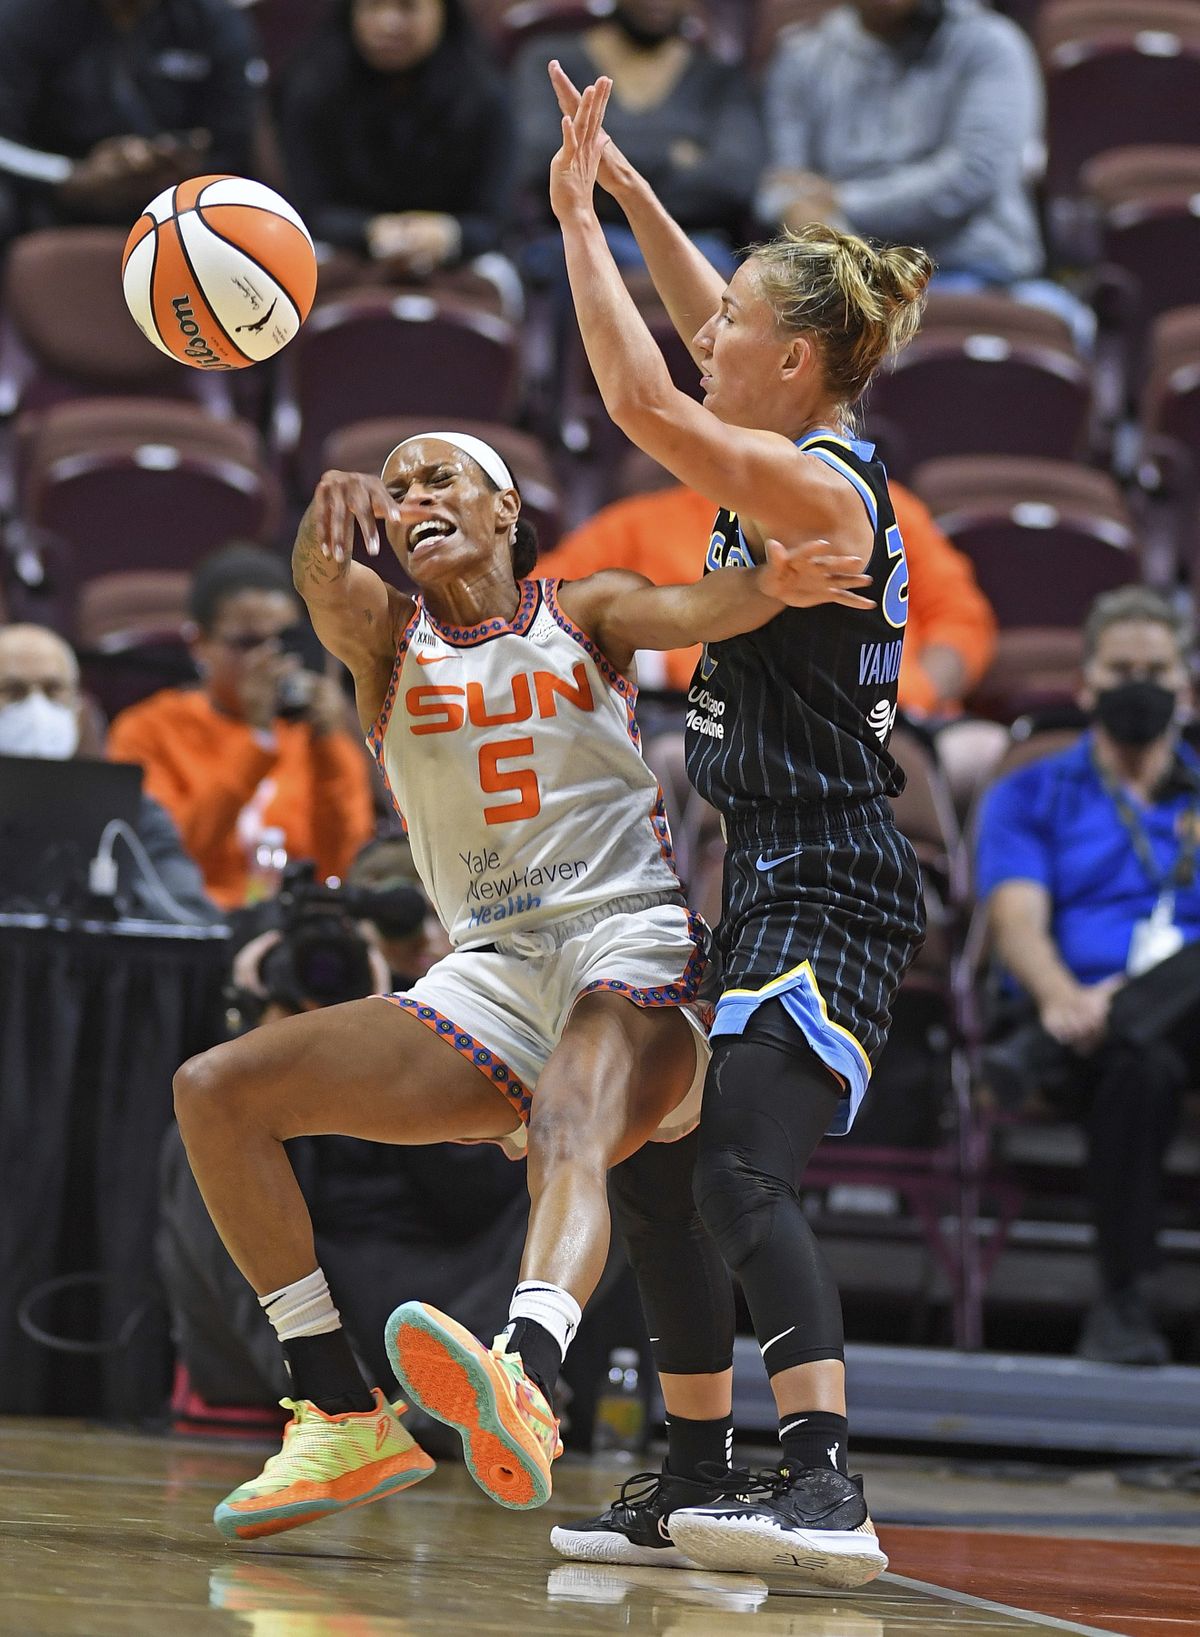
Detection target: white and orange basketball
<box><xmin>122</xmin><ymin>175</ymin><xmax>318</xmax><ymax>371</ymax></box>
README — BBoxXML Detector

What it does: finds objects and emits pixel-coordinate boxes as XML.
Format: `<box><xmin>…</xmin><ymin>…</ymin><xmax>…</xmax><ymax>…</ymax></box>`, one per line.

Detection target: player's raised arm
<box><xmin>548</xmin><ymin>81</ymin><xmax>869</xmax><ymax>555</ymax></box>
<box><xmin>547</xmin><ymin>60</ymin><xmax>725</xmax><ymax>365</ymax></box>
<box><xmin>559</xmin><ymin>541</ymin><xmax>873</xmax><ymax>673</ymax></box>
<box><xmin>292</xmin><ymin>471</ymin><xmax>412</xmax><ymax>725</ymax></box>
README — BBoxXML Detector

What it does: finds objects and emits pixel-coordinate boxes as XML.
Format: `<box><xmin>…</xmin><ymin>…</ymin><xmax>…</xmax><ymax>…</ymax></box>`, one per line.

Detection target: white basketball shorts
<box><xmin>379</xmin><ymin>892</ymin><xmax>710</xmax><ymax>1158</ymax></box>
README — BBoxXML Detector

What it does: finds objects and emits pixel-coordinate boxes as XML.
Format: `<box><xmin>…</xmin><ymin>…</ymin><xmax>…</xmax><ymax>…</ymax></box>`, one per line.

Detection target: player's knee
<box><xmin>526</xmin><ymin>1100</ymin><xmax>608</xmax><ymax>1180</ymax></box>
<box><xmin>693</xmin><ymin>1144</ymin><xmax>789</xmax><ymax>1273</ymax></box>
<box><xmin>611</xmin><ymin>1150</ymin><xmax>699</xmax><ymax>1242</ymax></box>
<box><xmin>172</xmin><ymin>1045</ymin><xmax>249</xmax><ymax>1132</ymax></box>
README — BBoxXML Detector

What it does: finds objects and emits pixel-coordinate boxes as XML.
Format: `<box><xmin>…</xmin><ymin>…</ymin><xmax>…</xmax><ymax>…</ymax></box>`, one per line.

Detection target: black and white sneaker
<box><xmin>666</xmin><ymin>1464</ymin><xmax>888</xmax><ymax>1587</ymax></box>
<box><xmin>549</xmin><ymin>1469</ymin><xmax>730</xmax><ymax>1569</ymax></box>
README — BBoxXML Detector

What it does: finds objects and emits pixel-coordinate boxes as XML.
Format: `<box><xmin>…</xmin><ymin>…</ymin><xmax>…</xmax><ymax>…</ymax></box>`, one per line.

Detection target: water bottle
<box><xmin>244</xmin><ymin>826</ymin><xmax>288</xmax><ymax>904</ymax></box>
<box><xmin>592</xmin><ymin>1347</ymin><xmax>646</xmax><ymax>1458</ymax></box>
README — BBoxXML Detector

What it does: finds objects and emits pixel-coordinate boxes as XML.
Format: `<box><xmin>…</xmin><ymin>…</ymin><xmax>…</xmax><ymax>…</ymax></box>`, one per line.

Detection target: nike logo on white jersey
<box><xmin>755</xmin><ymin>848</ymin><xmax>804</xmax><ymax>872</ymax></box>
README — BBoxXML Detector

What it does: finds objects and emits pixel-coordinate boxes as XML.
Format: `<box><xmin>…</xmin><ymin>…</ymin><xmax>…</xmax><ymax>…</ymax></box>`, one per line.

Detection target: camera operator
<box><xmin>157</xmin><ymin>863</ymin><xmax>528</xmax><ymax>1424</ymax></box>
<box><xmin>108</xmin><ymin>542</ymin><xmax>374</xmax><ymax>911</ymax></box>
<box><xmin>345</xmin><ymin>834</ymin><xmax>452</xmax><ymax>989</ymax></box>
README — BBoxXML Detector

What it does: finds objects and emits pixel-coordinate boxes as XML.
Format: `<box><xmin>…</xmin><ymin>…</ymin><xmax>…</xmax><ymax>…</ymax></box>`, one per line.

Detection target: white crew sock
<box><xmin>258</xmin><ymin>1267</ymin><xmax>342</xmax><ymax>1342</ymax></box>
<box><xmin>501</xmin><ymin>1281</ymin><xmax>582</xmax><ymax>1359</ymax></box>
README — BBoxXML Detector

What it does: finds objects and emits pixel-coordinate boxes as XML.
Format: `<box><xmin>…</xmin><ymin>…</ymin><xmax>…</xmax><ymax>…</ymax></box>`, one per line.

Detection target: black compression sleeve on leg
<box><xmin>694</xmin><ymin>1015</ymin><xmax>846</xmax><ymax>1375</ymax></box>
<box><xmin>609</xmin><ymin>1127</ymin><xmax>736</xmax><ymax>1377</ymax></box>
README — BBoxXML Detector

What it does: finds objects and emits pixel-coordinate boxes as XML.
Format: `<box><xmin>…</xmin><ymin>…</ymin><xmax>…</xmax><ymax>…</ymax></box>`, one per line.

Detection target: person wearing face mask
<box><xmin>512</xmin><ymin>0</ymin><xmax>762</xmax><ymax>277</ymax></box>
<box><xmin>107</xmin><ymin>542</ymin><xmax>375</xmax><ymax>911</ymax></box>
<box><xmin>0</xmin><ymin>622</ymin><xmax>217</xmax><ymax>922</ymax></box>
<box><xmin>975</xmin><ymin>587</ymin><xmax>1200</xmax><ymax>1365</ymax></box>
<box><xmin>758</xmin><ymin>0</ymin><xmax>1095</xmax><ymax>351</ymax></box>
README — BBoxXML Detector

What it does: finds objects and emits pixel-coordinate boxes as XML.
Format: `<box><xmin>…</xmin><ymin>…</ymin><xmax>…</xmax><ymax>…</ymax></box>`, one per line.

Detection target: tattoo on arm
<box><xmin>292</xmin><ymin>519</ymin><xmax>340</xmax><ymax>591</ymax></box>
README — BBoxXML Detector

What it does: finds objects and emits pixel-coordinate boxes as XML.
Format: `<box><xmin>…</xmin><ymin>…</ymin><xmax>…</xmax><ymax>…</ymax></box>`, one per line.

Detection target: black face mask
<box><xmin>612</xmin><ymin>4</ymin><xmax>684</xmax><ymax>48</ymax></box>
<box><xmin>1093</xmin><ymin>680</ymin><xmax>1178</xmax><ymax>747</ymax></box>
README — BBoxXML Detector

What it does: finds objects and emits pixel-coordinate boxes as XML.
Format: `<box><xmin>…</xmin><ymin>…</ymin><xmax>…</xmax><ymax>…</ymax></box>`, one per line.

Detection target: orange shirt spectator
<box><xmin>538</xmin><ymin>480</ymin><xmax>997</xmax><ymax>712</ymax></box>
<box><xmin>108</xmin><ymin>542</ymin><xmax>374</xmax><ymax>910</ymax></box>
<box><xmin>109</xmin><ymin>691</ymin><xmax>373</xmax><ymax>909</ymax></box>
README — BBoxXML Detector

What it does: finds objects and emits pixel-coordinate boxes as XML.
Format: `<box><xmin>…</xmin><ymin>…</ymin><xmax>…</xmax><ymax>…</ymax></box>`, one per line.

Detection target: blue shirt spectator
<box><xmin>976</xmin><ymin>733</ymin><xmax>1200</xmax><ymax>986</ymax></box>
<box><xmin>975</xmin><ymin>587</ymin><xmax>1197</xmax><ymax>1366</ymax></box>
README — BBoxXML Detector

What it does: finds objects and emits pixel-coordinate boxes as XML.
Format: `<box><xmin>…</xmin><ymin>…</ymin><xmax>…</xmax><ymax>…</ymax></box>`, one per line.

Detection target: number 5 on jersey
<box><xmin>480</xmin><ymin>737</ymin><xmax>540</xmax><ymax>824</ymax></box>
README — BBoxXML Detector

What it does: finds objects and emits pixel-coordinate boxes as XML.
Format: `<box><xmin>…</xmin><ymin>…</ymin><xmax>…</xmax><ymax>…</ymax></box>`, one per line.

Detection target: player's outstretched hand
<box><xmin>761</xmin><ymin>537</ymin><xmax>874</xmax><ymax>610</ymax></box>
<box><xmin>549</xmin><ymin>75</ymin><xmax>613</xmax><ymax>223</ymax></box>
<box><xmin>548</xmin><ymin>61</ymin><xmax>630</xmax><ymax>195</ymax></box>
<box><xmin>312</xmin><ymin>470</ymin><xmax>404</xmax><ymax>565</ymax></box>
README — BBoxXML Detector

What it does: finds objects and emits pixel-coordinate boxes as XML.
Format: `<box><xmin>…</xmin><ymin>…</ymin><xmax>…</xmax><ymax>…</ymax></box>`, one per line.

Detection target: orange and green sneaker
<box><xmin>385</xmin><ymin>1301</ymin><xmax>562</xmax><ymax>1511</ymax></box>
<box><xmin>213</xmin><ymin>1386</ymin><xmax>435</xmax><ymax>1541</ymax></box>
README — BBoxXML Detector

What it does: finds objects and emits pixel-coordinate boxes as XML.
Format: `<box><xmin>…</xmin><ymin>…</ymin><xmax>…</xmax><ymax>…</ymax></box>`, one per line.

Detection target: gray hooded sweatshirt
<box><xmin>760</xmin><ymin>0</ymin><xmax>1045</xmax><ymax>281</ymax></box>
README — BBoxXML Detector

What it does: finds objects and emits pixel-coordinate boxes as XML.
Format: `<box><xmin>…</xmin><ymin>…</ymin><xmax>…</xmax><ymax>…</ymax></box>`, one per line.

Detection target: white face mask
<box><xmin>0</xmin><ymin>690</ymin><xmax>80</xmax><ymax>760</ymax></box>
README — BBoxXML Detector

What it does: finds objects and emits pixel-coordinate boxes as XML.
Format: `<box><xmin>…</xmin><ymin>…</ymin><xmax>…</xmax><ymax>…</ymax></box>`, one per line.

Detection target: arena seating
<box><xmin>0</xmin><ymin>0</ymin><xmax>1195</xmax><ymax>1361</ymax></box>
<box><xmin>271</xmin><ymin>289</ymin><xmax>523</xmax><ymax>493</ymax></box>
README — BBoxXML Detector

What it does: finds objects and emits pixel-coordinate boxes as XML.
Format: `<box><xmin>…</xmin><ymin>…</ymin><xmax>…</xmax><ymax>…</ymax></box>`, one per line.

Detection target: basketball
<box><xmin>121</xmin><ymin>174</ymin><xmax>318</xmax><ymax>371</ymax></box>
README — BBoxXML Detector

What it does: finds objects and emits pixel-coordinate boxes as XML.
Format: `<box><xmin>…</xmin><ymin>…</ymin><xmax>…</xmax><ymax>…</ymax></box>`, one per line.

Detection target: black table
<box><xmin>0</xmin><ymin>913</ymin><xmax>228</xmax><ymax>1417</ymax></box>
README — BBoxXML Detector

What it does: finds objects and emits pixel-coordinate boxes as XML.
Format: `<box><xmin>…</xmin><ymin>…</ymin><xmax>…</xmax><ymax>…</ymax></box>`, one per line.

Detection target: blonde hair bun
<box><xmin>750</xmin><ymin>226</ymin><xmax>934</xmax><ymax>414</ymax></box>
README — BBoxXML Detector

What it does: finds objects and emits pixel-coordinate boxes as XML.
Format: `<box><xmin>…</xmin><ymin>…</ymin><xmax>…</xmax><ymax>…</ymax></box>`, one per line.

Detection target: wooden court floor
<box><xmin>2</xmin><ymin>1418</ymin><xmax>1197</xmax><ymax>1636</ymax></box>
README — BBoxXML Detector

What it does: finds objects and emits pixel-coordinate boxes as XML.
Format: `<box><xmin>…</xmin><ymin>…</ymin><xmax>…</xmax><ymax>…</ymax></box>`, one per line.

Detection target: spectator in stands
<box><xmin>537</xmin><ymin>454</ymin><xmax>997</xmax><ymax>710</ymax></box>
<box><xmin>276</xmin><ymin>0</ymin><xmax>516</xmax><ymax>282</ymax></box>
<box><xmin>0</xmin><ymin>0</ymin><xmax>263</xmax><ymax>251</ymax></box>
<box><xmin>0</xmin><ymin>622</ymin><xmax>217</xmax><ymax>922</ymax></box>
<box><xmin>108</xmin><ymin>542</ymin><xmax>374</xmax><ymax>912</ymax></box>
<box><xmin>757</xmin><ymin>0</ymin><xmax>1093</xmax><ymax>346</ymax></box>
<box><xmin>511</xmin><ymin>0</ymin><xmax>763</xmax><ymax>278</ymax></box>
<box><xmin>976</xmin><ymin>587</ymin><xmax>1200</xmax><ymax>1366</ymax></box>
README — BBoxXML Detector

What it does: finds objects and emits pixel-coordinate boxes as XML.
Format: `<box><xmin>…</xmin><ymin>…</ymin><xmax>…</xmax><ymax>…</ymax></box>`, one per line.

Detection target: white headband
<box><xmin>383</xmin><ymin>430</ymin><xmax>515</xmax><ymax>492</ymax></box>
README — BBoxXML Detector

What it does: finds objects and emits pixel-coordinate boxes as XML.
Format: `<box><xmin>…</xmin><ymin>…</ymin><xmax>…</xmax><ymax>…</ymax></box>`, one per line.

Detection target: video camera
<box><xmin>225</xmin><ymin>860</ymin><xmax>427</xmax><ymax>1032</ymax></box>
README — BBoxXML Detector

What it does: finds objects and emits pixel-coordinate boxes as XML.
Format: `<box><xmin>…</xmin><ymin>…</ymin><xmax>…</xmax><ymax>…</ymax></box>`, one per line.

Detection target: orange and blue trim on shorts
<box><xmin>711</xmin><ymin>960</ymin><xmax>873</xmax><ymax>1135</ymax></box>
<box><xmin>579</xmin><ymin>909</ymin><xmax>708</xmax><ymax>1008</ymax></box>
<box><xmin>383</xmin><ymin>995</ymin><xmax>532</xmax><ymax>1123</ymax></box>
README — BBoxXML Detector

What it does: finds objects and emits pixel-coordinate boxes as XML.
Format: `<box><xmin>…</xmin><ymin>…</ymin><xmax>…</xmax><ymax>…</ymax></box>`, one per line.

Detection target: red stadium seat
<box><xmin>271</xmin><ymin>288</ymin><xmax>522</xmax><ymax>494</ymax></box>
<box><xmin>558</xmin><ymin>270</ymin><xmax>703</xmax><ymax>468</ymax></box>
<box><xmin>21</xmin><ymin>399</ymin><xmax>281</xmax><ymax>582</ymax></box>
<box><xmin>1037</xmin><ymin>0</ymin><xmax>1200</xmax><ymax>205</ymax></box>
<box><xmin>1081</xmin><ymin>146</ymin><xmax>1200</xmax><ymax>365</ymax></box>
<box><xmin>912</xmin><ymin>455</ymin><xmax>1135</xmax><ymax>721</ymax></box>
<box><xmin>0</xmin><ymin>228</ymin><xmax>236</xmax><ymax>509</ymax></box>
<box><xmin>966</xmin><ymin>626</ymin><xmax>1086</xmax><ymax>723</ymax></box>
<box><xmin>73</xmin><ymin>569</ymin><xmax>197</xmax><ymax>721</ymax></box>
<box><xmin>863</xmin><ymin>319</ymin><xmax>1093</xmax><ymax>480</ymax></box>
<box><xmin>910</xmin><ymin>454</ymin><xmax>1138</xmax><ymax>627</ymax></box>
<box><xmin>1139</xmin><ymin>306</ymin><xmax>1200</xmax><ymax>589</ymax></box>
<box><xmin>0</xmin><ymin>228</ymin><xmax>235</xmax><ymax>415</ymax></box>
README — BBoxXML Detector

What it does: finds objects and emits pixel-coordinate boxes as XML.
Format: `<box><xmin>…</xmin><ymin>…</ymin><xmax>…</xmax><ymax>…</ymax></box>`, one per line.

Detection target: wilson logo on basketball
<box><xmin>170</xmin><ymin>295</ymin><xmax>233</xmax><ymax>371</ymax></box>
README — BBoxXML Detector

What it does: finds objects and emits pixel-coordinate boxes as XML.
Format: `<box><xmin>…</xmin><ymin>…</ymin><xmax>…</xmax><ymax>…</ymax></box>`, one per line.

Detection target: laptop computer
<box><xmin>0</xmin><ymin>755</ymin><xmax>143</xmax><ymax>911</ymax></box>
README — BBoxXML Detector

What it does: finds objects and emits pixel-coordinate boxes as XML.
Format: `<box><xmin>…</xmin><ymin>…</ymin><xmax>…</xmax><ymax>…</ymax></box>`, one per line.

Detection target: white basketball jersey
<box><xmin>369</xmin><ymin>580</ymin><xmax>683</xmax><ymax>948</ymax></box>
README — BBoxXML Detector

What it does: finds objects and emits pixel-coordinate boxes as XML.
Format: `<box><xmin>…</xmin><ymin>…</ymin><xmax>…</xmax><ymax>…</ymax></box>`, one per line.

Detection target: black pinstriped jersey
<box><xmin>684</xmin><ymin>428</ymin><xmax>909</xmax><ymax>819</ymax></box>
